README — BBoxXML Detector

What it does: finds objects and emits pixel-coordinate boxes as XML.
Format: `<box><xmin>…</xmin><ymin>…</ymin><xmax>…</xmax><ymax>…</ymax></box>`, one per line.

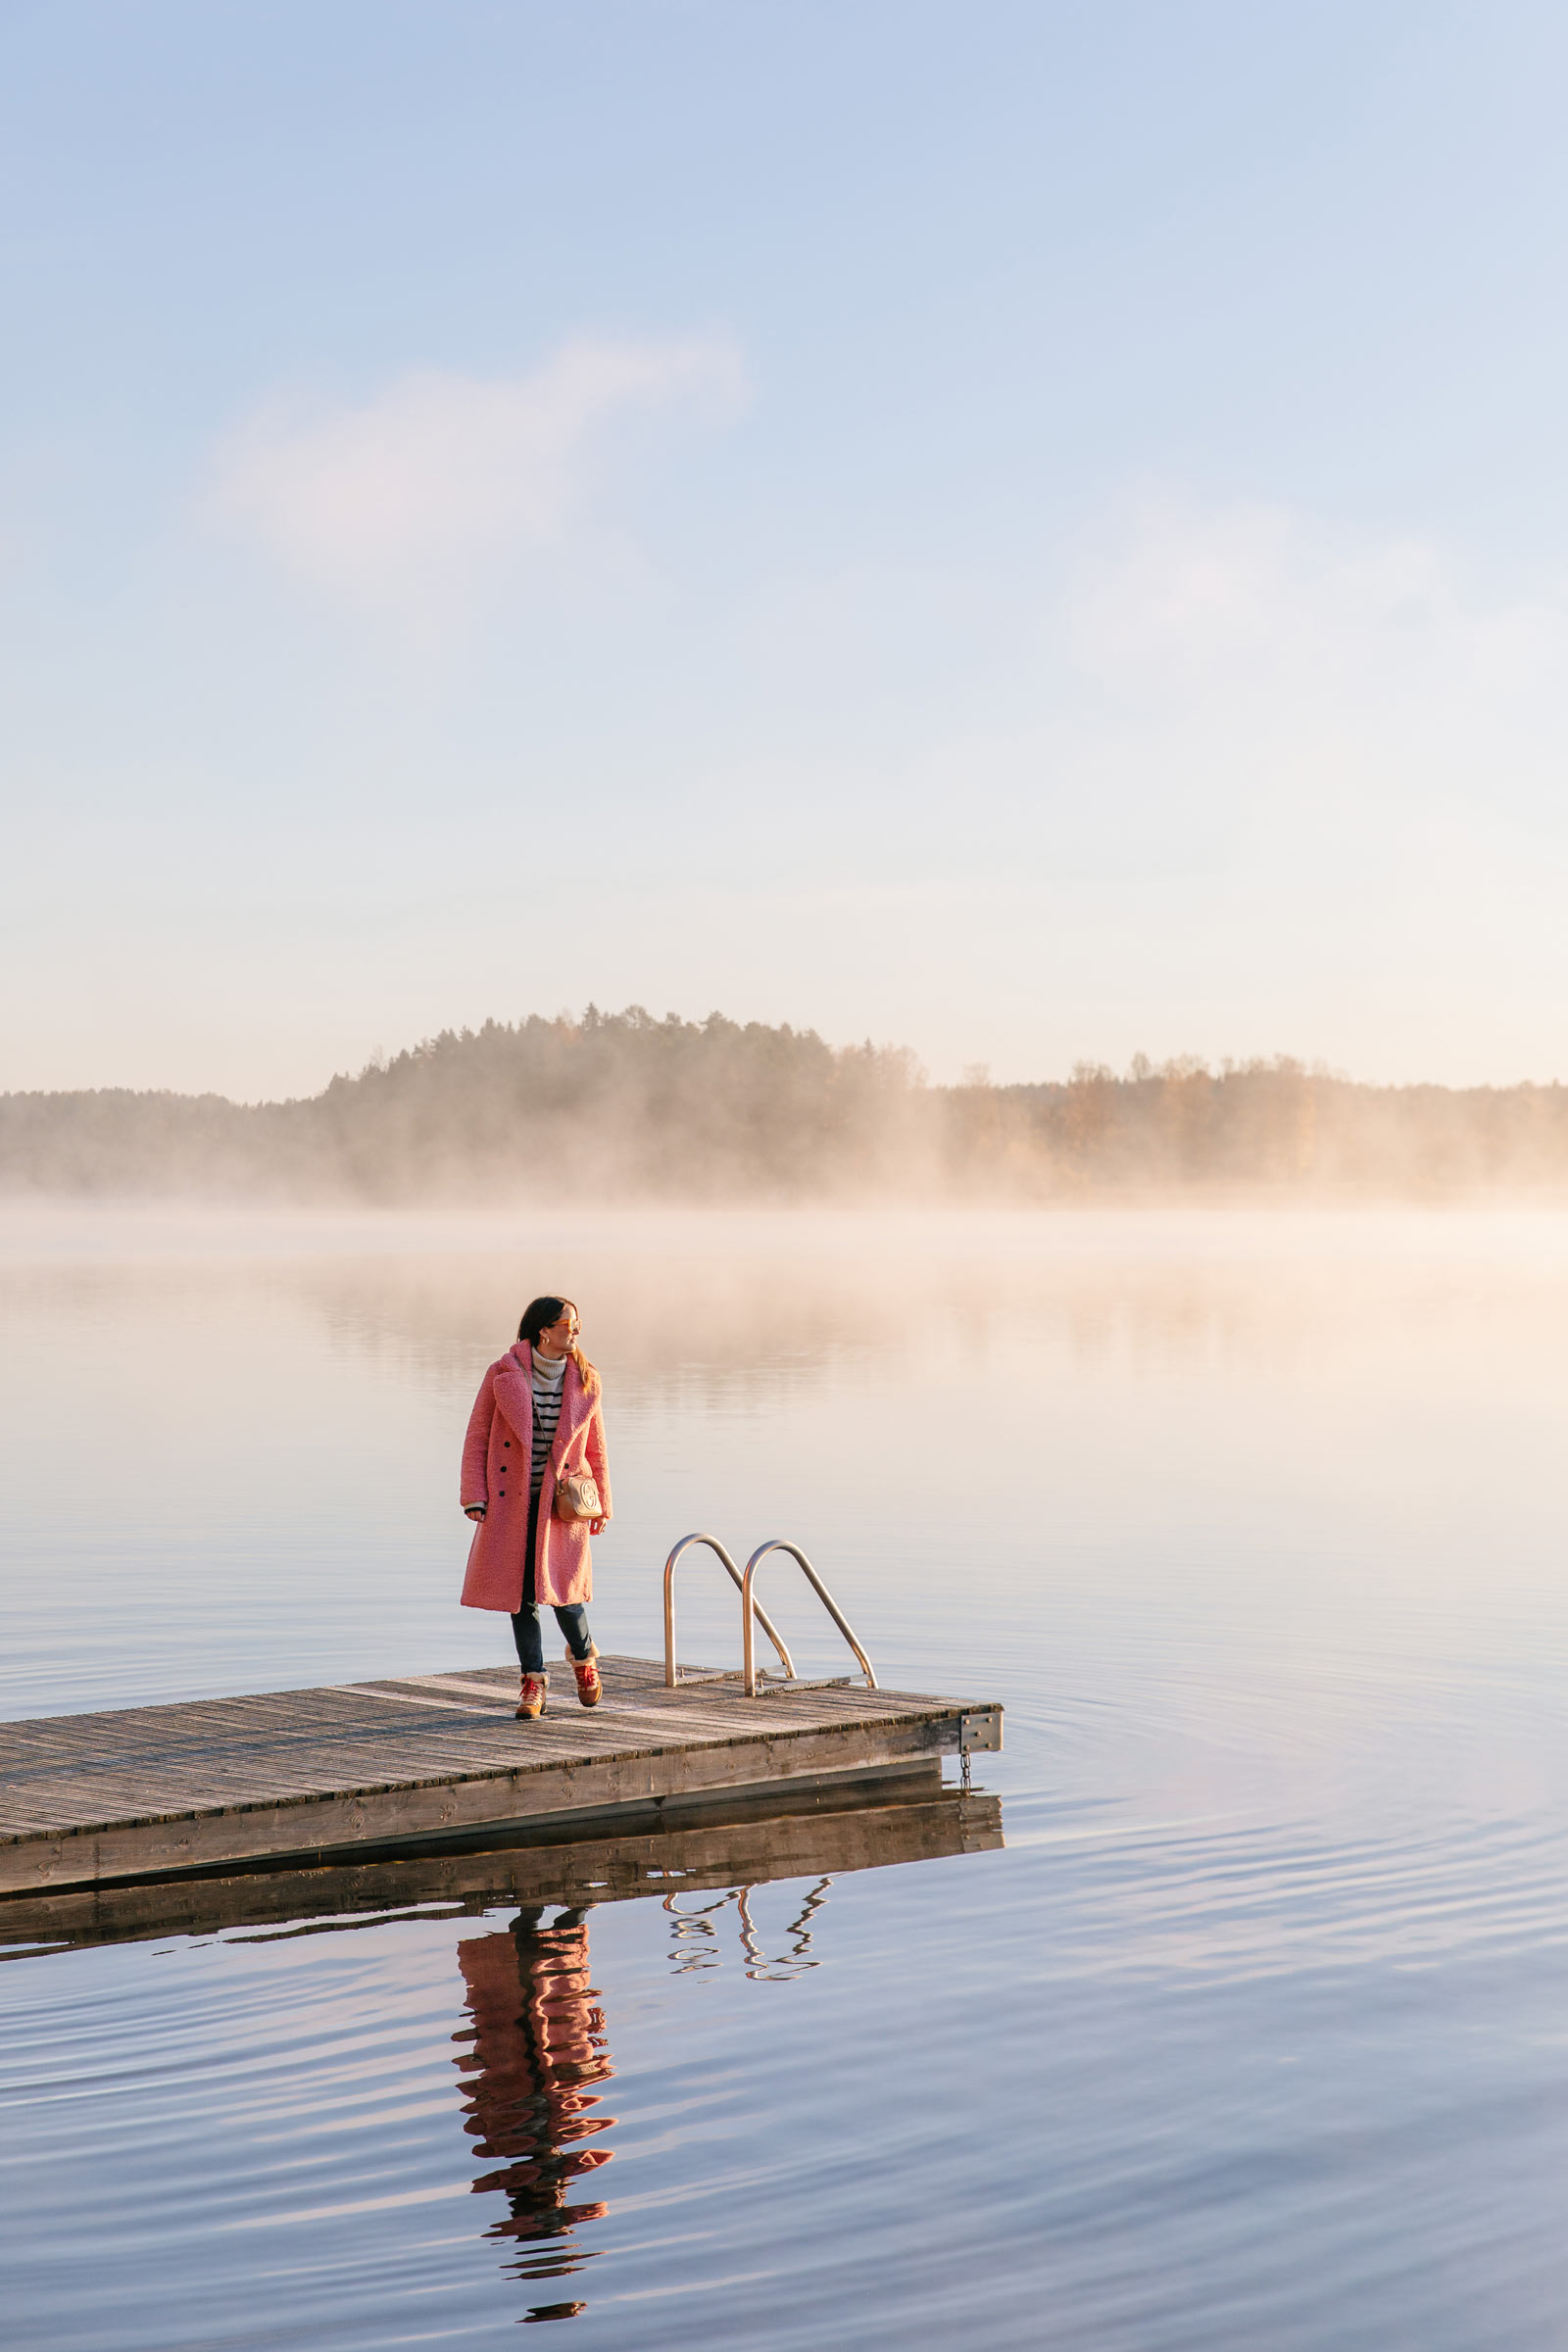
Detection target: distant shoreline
<box><xmin>6</xmin><ymin>1007</ymin><xmax>1568</xmax><ymax>1203</ymax></box>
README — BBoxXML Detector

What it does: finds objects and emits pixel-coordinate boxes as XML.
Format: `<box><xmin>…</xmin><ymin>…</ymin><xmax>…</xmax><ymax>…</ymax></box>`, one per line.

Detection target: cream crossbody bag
<box><xmin>551</xmin><ymin>1457</ymin><xmax>603</xmax><ymax>1523</ymax></box>
<box><xmin>537</xmin><ymin>1357</ymin><xmax>602</xmax><ymax>1521</ymax></box>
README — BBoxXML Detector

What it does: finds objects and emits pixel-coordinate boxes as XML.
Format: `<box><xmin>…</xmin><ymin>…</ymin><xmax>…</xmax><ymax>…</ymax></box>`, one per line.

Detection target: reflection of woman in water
<box><xmin>461</xmin><ymin>1297</ymin><xmax>612</xmax><ymax>1720</ymax></box>
<box><xmin>455</xmin><ymin>1908</ymin><xmax>617</xmax><ymax>2292</ymax></box>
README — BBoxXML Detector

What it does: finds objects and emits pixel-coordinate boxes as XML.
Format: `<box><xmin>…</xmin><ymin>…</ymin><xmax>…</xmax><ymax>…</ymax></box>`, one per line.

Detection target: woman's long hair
<box><xmin>517</xmin><ymin>1296</ymin><xmax>600</xmax><ymax>1396</ymax></box>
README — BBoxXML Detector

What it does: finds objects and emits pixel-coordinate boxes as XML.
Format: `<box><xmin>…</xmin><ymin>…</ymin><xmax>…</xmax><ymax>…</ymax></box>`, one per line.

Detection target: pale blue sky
<box><xmin>6</xmin><ymin>1</ymin><xmax>1568</xmax><ymax>1096</ymax></box>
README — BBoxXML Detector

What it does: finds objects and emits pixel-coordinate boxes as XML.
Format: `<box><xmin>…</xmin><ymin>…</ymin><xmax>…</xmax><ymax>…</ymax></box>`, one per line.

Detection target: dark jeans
<box><xmin>511</xmin><ymin>1488</ymin><xmax>593</xmax><ymax>1676</ymax></box>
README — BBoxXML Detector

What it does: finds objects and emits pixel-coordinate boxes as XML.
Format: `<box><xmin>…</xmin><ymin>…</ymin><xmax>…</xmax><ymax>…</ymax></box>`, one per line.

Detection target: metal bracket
<box><xmin>957</xmin><ymin>1708</ymin><xmax>1003</xmax><ymax>1754</ymax></box>
<box><xmin>754</xmin><ymin>1674</ymin><xmax>856</xmax><ymax>1696</ymax></box>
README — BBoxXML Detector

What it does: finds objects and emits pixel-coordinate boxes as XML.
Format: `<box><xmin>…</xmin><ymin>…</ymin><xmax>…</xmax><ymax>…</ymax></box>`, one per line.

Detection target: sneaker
<box><xmin>515</xmin><ymin>1672</ymin><xmax>548</xmax><ymax>1720</ymax></box>
<box><xmin>569</xmin><ymin>1647</ymin><xmax>602</xmax><ymax>1708</ymax></box>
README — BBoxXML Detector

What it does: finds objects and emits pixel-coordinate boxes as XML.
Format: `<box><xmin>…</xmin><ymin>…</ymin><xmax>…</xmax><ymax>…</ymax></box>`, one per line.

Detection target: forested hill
<box><xmin>3</xmin><ymin>1006</ymin><xmax>1567</xmax><ymax>1201</ymax></box>
<box><xmin>0</xmin><ymin>1010</ymin><xmax>925</xmax><ymax>1200</ymax></box>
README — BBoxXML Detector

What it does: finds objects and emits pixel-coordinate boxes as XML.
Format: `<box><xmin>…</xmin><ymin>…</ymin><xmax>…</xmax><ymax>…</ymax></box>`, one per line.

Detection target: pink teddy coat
<box><xmin>460</xmin><ymin>1345</ymin><xmax>612</xmax><ymax>1613</ymax></box>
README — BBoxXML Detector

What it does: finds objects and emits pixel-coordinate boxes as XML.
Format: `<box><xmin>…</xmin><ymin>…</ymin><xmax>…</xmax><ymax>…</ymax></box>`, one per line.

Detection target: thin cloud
<box><xmin>1055</xmin><ymin>496</ymin><xmax>1568</xmax><ymax>844</ymax></box>
<box><xmin>211</xmin><ymin>333</ymin><xmax>746</xmax><ymax>631</ymax></box>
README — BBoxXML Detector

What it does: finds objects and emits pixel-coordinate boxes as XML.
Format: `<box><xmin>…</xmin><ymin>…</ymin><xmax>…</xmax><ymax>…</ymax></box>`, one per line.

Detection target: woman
<box><xmin>461</xmin><ymin>1296</ymin><xmax>612</xmax><ymax>1720</ymax></box>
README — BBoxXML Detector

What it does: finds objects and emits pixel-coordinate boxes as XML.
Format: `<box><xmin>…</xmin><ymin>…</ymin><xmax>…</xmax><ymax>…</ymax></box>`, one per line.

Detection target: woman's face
<box><xmin>534</xmin><ymin>1307</ymin><xmax>579</xmax><ymax>1359</ymax></box>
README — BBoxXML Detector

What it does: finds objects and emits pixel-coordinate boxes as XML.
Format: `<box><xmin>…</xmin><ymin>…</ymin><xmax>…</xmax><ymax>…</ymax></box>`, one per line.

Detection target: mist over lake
<box><xmin>9</xmin><ymin>1009</ymin><xmax>1568</xmax><ymax>1205</ymax></box>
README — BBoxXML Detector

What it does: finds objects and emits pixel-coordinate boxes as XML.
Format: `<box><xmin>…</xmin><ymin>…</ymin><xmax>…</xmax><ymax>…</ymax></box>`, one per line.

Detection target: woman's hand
<box><xmin>589</xmin><ymin>1516</ymin><xmax>607</xmax><ymax>1535</ymax></box>
<box><xmin>465</xmin><ymin>1503</ymin><xmax>487</xmax><ymax>1521</ymax></box>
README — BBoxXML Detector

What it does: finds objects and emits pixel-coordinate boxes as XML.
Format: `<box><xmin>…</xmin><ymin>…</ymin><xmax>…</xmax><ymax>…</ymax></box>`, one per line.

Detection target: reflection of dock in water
<box><xmin>2</xmin><ymin>1761</ymin><xmax>1003</xmax><ymax>2328</ymax></box>
<box><xmin>0</xmin><ymin>1654</ymin><xmax>1002</xmax><ymax>1895</ymax></box>
<box><xmin>450</xmin><ymin>1868</ymin><xmax>868</xmax><ymax>2321</ymax></box>
<box><xmin>440</xmin><ymin>1767</ymin><xmax>1004</xmax><ymax>2322</ymax></box>
<box><xmin>0</xmin><ymin>1766</ymin><xmax>1003</xmax><ymax>1954</ymax></box>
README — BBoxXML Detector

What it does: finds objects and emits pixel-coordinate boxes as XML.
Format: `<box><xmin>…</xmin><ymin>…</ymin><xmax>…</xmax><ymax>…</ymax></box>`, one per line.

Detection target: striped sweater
<box><xmin>529</xmin><ymin>1349</ymin><xmax>568</xmax><ymax>1495</ymax></box>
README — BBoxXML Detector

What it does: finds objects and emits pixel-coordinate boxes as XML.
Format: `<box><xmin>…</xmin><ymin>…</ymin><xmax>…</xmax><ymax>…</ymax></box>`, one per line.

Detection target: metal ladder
<box><xmin>663</xmin><ymin>1533</ymin><xmax>878</xmax><ymax>1697</ymax></box>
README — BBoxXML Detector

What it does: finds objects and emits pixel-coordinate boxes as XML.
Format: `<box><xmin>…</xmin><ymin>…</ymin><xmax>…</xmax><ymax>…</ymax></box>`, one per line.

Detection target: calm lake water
<box><xmin>5</xmin><ymin>1204</ymin><xmax>1568</xmax><ymax>2347</ymax></box>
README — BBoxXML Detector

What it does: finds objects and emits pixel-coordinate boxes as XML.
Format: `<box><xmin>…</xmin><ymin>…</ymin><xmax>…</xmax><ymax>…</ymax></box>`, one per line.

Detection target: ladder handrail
<box><xmin>741</xmin><ymin>1540</ymin><xmax>878</xmax><ymax>1698</ymax></box>
<box><xmin>663</xmin><ymin>1532</ymin><xmax>796</xmax><ymax>1689</ymax></box>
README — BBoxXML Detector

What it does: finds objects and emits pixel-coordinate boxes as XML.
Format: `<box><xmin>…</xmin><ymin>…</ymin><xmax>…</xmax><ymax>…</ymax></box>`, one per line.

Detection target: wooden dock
<box><xmin>0</xmin><ymin>1654</ymin><xmax>1003</xmax><ymax>1896</ymax></box>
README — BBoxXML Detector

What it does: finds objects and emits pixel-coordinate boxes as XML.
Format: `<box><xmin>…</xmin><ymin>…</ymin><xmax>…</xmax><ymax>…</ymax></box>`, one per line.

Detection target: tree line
<box><xmin>4</xmin><ymin>1006</ymin><xmax>1567</xmax><ymax>1200</ymax></box>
